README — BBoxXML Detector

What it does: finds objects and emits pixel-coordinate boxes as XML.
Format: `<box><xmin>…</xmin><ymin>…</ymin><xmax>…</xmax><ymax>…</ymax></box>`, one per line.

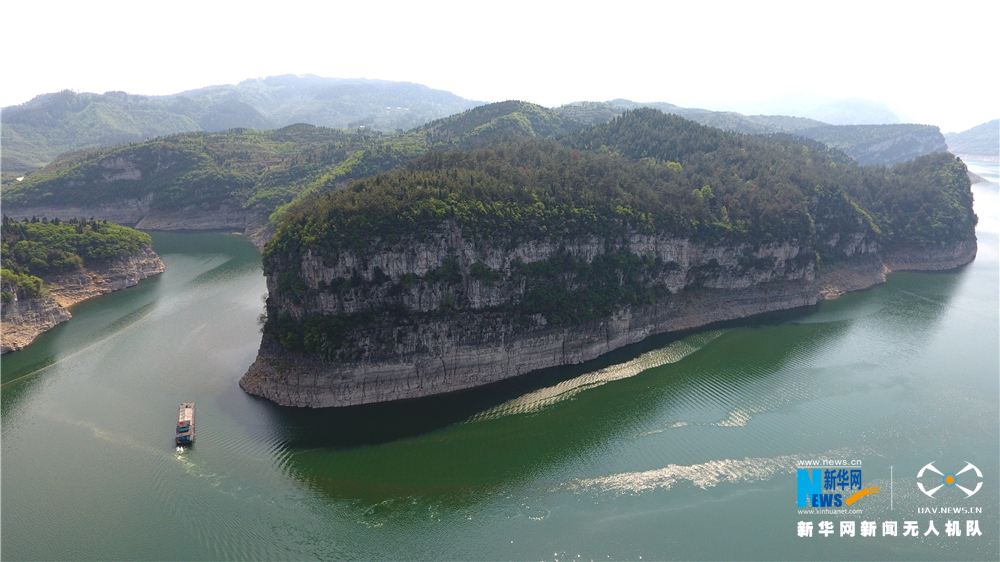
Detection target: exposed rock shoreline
<box><xmin>239</xmin><ymin>237</ymin><xmax>976</xmax><ymax>408</ymax></box>
<box><xmin>0</xmin><ymin>247</ymin><xmax>165</xmax><ymax>353</ymax></box>
<box><xmin>3</xmin><ymin>200</ymin><xmax>271</xmax><ymax>250</ymax></box>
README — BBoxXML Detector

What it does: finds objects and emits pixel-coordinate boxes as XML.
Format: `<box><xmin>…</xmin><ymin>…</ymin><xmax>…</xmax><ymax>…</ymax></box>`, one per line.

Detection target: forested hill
<box><xmin>1</xmin><ymin>75</ymin><xmax>480</xmax><ymax>174</ymax></box>
<box><xmin>0</xmin><ymin>217</ymin><xmax>152</xmax><ymax>303</ymax></box>
<box><xmin>6</xmin><ymin>77</ymin><xmax>957</xmax><ymax>178</ymax></box>
<box><xmin>1</xmin><ymin>102</ymin><xmax>574</xmax><ymax>225</ymax></box>
<box><xmin>562</xmin><ymin>110</ymin><xmax>972</xmax><ymax>248</ymax></box>
<box><xmin>556</xmin><ymin>100</ymin><xmax>826</xmax><ymax>135</ymax></box>
<box><xmin>415</xmin><ymin>100</ymin><xmax>585</xmax><ymax>145</ymax></box>
<box><xmin>2</xmin><ymin>103</ymin><xmax>967</xmax><ymax>238</ymax></box>
<box><xmin>556</xmin><ymin>101</ymin><xmax>948</xmax><ymax>166</ymax></box>
<box><xmin>945</xmin><ymin>119</ymin><xmax>999</xmax><ymax>161</ymax></box>
<box><xmin>273</xmin><ymin>109</ymin><xmax>975</xmax><ymax>260</ymax></box>
<box><xmin>259</xmin><ymin>109</ymin><xmax>976</xmax><ymax>359</ymax></box>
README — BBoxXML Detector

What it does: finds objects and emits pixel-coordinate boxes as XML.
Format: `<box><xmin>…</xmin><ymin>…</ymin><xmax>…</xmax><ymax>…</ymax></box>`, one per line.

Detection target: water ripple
<box><xmin>563</xmin><ymin>447</ymin><xmax>853</xmax><ymax>495</ymax></box>
<box><xmin>468</xmin><ymin>330</ymin><xmax>727</xmax><ymax>421</ymax></box>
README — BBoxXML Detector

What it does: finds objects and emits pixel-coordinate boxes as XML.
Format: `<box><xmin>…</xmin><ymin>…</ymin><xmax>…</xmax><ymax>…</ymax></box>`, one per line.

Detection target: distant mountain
<box><xmin>721</xmin><ymin>94</ymin><xmax>902</xmax><ymax>126</ymax></box>
<box><xmin>416</xmin><ymin>100</ymin><xmax>586</xmax><ymax>146</ymax></box>
<box><xmin>1</xmin><ymin>75</ymin><xmax>482</xmax><ymax>174</ymax></box>
<box><xmin>0</xmin><ymin>90</ymin><xmax>229</xmax><ymax>173</ymax></box>
<box><xmin>554</xmin><ymin>100</ymin><xmax>943</xmax><ymax>166</ymax></box>
<box><xmin>1</xmin><ymin>102</ymin><xmax>581</xmax><ymax>230</ymax></box>
<box><xmin>945</xmin><ymin>119</ymin><xmax>999</xmax><ymax>161</ymax></box>
<box><xmin>167</xmin><ymin>74</ymin><xmax>481</xmax><ymax>131</ymax></box>
<box><xmin>802</xmin><ymin>98</ymin><xmax>901</xmax><ymax>125</ymax></box>
<box><xmin>795</xmin><ymin>124</ymin><xmax>947</xmax><ymax>166</ymax></box>
<box><xmin>555</xmin><ymin>100</ymin><xmax>826</xmax><ymax>135</ymax></box>
<box><xmin>3</xmin><ymin>98</ymin><xmax>952</xmax><ymax>241</ymax></box>
<box><xmin>4</xmin><ymin>80</ymin><xmax>954</xmax><ymax>194</ymax></box>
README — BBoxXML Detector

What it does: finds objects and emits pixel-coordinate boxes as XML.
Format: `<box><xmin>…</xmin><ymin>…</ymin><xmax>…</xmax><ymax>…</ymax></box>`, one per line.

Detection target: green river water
<box><xmin>2</xmin><ymin>161</ymin><xmax>998</xmax><ymax>560</ymax></box>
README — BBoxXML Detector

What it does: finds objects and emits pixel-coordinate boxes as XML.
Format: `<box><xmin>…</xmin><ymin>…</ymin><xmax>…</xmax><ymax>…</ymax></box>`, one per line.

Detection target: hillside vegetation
<box><xmin>555</xmin><ymin>100</ymin><xmax>826</xmax><ymax>134</ymax></box>
<box><xmin>554</xmin><ymin>100</ymin><xmax>947</xmax><ymax>166</ymax></box>
<box><xmin>260</xmin><ymin>109</ymin><xmax>976</xmax><ymax>357</ymax></box>
<box><xmin>4</xmin><ymin>101</ymin><xmax>960</xmax><ymax>242</ymax></box>
<box><xmin>3</xmin><ymin>102</ymin><xmax>584</xmax><ymax>224</ymax></box>
<box><xmin>6</xmin><ymin>77</ymin><xmax>956</xmax><ymax>178</ymax></box>
<box><xmin>0</xmin><ymin>217</ymin><xmax>152</xmax><ymax>303</ymax></box>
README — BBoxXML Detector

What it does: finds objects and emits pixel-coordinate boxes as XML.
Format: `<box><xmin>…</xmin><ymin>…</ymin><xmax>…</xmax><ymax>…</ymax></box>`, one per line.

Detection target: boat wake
<box><xmin>562</xmin><ymin>447</ymin><xmax>854</xmax><ymax>495</ymax></box>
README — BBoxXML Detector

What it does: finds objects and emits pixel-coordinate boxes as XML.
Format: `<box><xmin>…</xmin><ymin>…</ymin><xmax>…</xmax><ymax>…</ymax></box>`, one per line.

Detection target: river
<box><xmin>2</xmin><ymin>161</ymin><xmax>997</xmax><ymax>560</ymax></box>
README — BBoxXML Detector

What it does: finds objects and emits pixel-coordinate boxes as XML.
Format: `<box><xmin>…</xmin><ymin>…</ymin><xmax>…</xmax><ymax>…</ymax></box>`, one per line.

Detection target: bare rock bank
<box><xmin>3</xmin><ymin>198</ymin><xmax>270</xmax><ymax>250</ymax></box>
<box><xmin>1</xmin><ymin>247</ymin><xmax>165</xmax><ymax>353</ymax></box>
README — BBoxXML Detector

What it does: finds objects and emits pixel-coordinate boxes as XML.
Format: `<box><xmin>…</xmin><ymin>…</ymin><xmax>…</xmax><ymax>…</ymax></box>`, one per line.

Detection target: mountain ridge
<box><xmin>1</xmin><ymin>75</ymin><xmax>482</xmax><ymax>174</ymax></box>
<box><xmin>945</xmin><ymin>119</ymin><xmax>999</xmax><ymax>162</ymax></box>
<box><xmin>5</xmin><ymin>76</ymin><xmax>952</xmax><ymax>177</ymax></box>
<box><xmin>2</xmin><ymin>102</ymin><xmax>955</xmax><ymax>247</ymax></box>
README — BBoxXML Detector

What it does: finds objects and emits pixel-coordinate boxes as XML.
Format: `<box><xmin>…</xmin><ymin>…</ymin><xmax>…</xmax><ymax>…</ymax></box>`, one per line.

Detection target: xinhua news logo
<box><xmin>797</xmin><ymin>464</ymin><xmax>880</xmax><ymax>508</ymax></box>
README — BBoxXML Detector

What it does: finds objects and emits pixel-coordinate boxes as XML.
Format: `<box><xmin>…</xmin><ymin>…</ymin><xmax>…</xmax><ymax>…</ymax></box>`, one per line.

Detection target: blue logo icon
<box><xmin>797</xmin><ymin>468</ymin><xmax>878</xmax><ymax>507</ymax></box>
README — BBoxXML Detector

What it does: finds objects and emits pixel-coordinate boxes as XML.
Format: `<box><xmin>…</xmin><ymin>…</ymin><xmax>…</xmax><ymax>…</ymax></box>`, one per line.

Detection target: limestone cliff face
<box><xmin>284</xmin><ymin>227</ymin><xmax>818</xmax><ymax>319</ymax></box>
<box><xmin>0</xmin><ymin>292</ymin><xmax>71</xmax><ymax>354</ymax></box>
<box><xmin>1</xmin><ymin>246</ymin><xmax>165</xmax><ymax>353</ymax></box>
<box><xmin>240</xmin><ymin>217</ymin><xmax>976</xmax><ymax>408</ymax></box>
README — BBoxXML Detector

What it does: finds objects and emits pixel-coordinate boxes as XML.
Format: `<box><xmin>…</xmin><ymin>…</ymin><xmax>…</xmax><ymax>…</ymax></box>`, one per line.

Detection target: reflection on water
<box><xmin>245</xmin><ymin>308</ymin><xmax>817</xmax><ymax>451</ymax></box>
<box><xmin>275</xmin><ymin>268</ymin><xmax>963</xmax><ymax>503</ymax></box>
<box><xmin>2</xmin><ymin>172</ymin><xmax>998</xmax><ymax>562</ymax></box>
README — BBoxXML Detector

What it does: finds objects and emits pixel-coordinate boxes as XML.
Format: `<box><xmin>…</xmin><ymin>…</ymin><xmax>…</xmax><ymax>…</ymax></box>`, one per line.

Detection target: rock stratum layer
<box><xmin>1</xmin><ymin>247</ymin><xmax>165</xmax><ymax>353</ymax></box>
<box><xmin>239</xmin><ymin>232</ymin><xmax>977</xmax><ymax>408</ymax></box>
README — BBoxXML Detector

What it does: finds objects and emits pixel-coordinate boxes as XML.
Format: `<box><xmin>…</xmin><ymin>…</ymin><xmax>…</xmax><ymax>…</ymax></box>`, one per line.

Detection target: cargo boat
<box><xmin>176</xmin><ymin>402</ymin><xmax>195</xmax><ymax>446</ymax></box>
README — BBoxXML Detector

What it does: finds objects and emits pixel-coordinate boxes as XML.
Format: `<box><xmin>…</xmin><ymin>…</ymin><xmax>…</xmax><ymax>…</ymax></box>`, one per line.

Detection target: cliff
<box><xmin>0</xmin><ymin>292</ymin><xmax>72</xmax><ymax>354</ymax></box>
<box><xmin>1</xmin><ymin>246</ymin><xmax>165</xmax><ymax>353</ymax></box>
<box><xmin>239</xmin><ymin>232</ymin><xmax>976</xmax><ymax>408</ymax></box>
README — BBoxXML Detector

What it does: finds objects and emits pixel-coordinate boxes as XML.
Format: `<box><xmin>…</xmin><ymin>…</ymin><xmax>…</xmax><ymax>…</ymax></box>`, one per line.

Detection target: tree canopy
<box><xmin>0</xmin><ymin>217</ymin><xmax>152</xmax><ymax>304</ymax></box>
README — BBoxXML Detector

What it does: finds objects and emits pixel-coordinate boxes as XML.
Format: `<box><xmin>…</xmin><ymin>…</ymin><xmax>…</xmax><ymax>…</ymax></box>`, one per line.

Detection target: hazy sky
<box><xmin>4</xmin><ymin>1</ymin><xmax>996</xmax><ymax>132</ymax></box>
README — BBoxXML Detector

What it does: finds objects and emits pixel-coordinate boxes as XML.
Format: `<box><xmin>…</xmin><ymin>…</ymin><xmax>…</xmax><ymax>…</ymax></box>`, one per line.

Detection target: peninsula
<box><xmin>1</xmin><ymin>218</ymin><xmax>165</xmax><ymax>353</ymax></box>
<box><xmin>239</xmin><ymin>110</ymin><xmax>977</xmax><ymax>407</ymax></box>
